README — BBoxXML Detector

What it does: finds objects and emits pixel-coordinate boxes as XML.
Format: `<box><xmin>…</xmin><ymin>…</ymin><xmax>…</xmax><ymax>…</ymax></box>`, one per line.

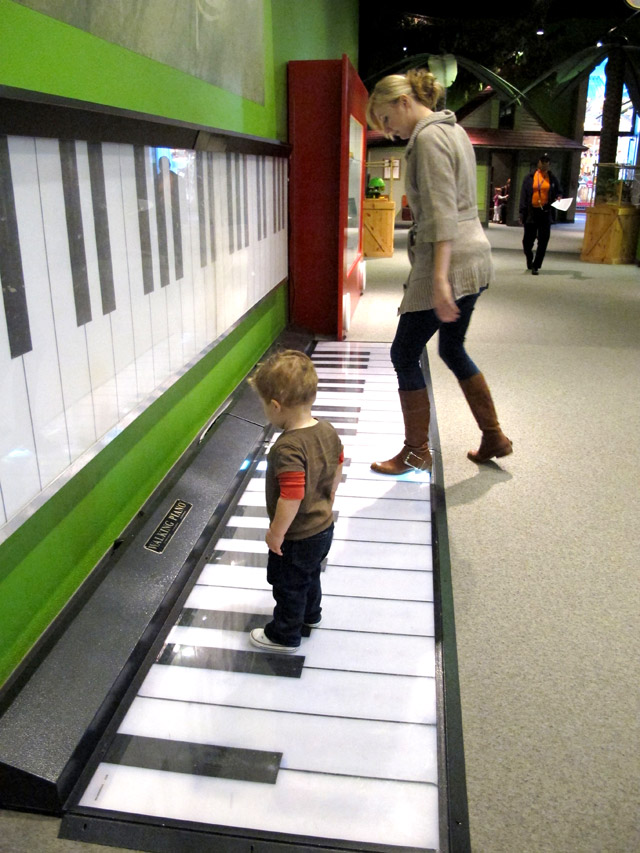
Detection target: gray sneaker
<box><xmin>249</xmin><ymin>628</ymin><xmax>299</xmax><ymax>654</ymax></box>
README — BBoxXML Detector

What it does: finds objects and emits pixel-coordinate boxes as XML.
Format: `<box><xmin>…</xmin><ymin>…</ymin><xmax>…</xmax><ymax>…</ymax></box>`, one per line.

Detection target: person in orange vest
<box><xmin>519</xmin><ymin>155</ymin><xmax>562</xmax><ymax>275</ymax></box>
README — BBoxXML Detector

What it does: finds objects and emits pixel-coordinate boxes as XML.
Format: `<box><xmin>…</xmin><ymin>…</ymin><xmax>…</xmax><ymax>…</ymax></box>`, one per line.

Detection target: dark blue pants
<box><xmin>523</xmin><ymin>209</ymin><xmax>551</xmax><ymax>270</ymax></box>
<box><xmin>390</xmin><ymin>292</ymin><xmax>482</xmax><ymax>391</ymax></box>
<box><xmin>264</xmin><ymin>523</ymin><xmax>334</xmax><ymax>647</ymax></box>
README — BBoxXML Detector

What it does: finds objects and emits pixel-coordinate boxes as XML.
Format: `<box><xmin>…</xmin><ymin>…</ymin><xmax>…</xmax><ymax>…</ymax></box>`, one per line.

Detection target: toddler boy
<box><xmin>248</xmin><ymin>349</ymin><xmax>343</xmax><ymax>653</ymax></box>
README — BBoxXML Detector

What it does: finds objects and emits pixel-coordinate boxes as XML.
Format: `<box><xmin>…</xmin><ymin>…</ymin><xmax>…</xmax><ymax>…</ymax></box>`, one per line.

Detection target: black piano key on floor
<box><xmin>59</xmin><ymin>139</ymin><xmax>92</xmax><ymax>326</ymax></box>
<box><xmin>209</xmin><ymin>549</ymin><xmax>268</xmax><ymax>567</ymax></box>
<box><xmin>105</xmin><ymin>733</ymin><xmax>282</xmax><ymax>784</ymax></box>
<box><xmin>158</xmin><ymin>643</ymin><xmax>304</xmax><ymax>677</ymax></box>
<box><xmin>87</xmin><ymin>142</ymin><xmax>116</xmax><ymax>315</ymax></box>
<box><xmin>232</xmin><ymin>506</ymin><xmax>269</xmax><ymax>518</ymax></box>
<box><xmin>207</xmin><ymin>152</ymin><xmax>216</xmax><ymax>262</ymax></box>
<box><xmin>222</xmin><ymin>526</ymin><xmax>266</xmax><ymax>541</ymax></box>
<box><xmin>196</xmin><ymin>152</ymin><xmax>207</xmax><ymax>268</ymax></box>
<box><xmin>153</xmin><ymin>153</ymin><xmax>170</xmax><ymax>287</ymax></box>
<box><xmin>177</xmin><ymin>608</ymin><xmax>266</xmax><ymax>632</ymax></box>
<box><xmin>133</xmin><ymin>146</ymin><xmax>154</xmax><ymax>294</ymax></box>
<box><xmin>0</xmin><ymin>136</ymin><xmax>32</xmax><ymax>358</ymax></box>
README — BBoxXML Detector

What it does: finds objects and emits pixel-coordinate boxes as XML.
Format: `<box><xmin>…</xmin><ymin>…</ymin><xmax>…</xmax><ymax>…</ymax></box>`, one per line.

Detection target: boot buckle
<box><xmin>403</xmin><ymin>449</ymin><xmax>430</xmax><ymax>471</ymax></box>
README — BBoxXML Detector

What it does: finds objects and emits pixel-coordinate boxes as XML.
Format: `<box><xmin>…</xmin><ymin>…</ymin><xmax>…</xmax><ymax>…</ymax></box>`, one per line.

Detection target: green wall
<box><xmin>0</xmin><ymin>0</ymin><xmax>278</xmax><ymax>138</ymax></box>
<box><xmin>271</xmin><ymin>0</ymin><xmax>359</xmax><ymax>141</ymax></box>
<box><xmin>0</xmin><ymin>287</ymin><xmax>287</xmax><ymax>687</ymax></box>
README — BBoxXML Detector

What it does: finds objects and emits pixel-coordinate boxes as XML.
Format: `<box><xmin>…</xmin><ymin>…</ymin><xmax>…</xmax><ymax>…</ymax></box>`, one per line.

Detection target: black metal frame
<box><xmin>423</xmin><ymin>352</ymin><xmax>471</xmax><ymax>853</ymax></box>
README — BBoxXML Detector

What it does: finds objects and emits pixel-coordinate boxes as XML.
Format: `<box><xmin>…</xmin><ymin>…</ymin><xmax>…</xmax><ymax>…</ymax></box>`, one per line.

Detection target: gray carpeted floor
<box><xmin>1</xmin><ymin>220</ymin><xmax>638</xmax><ymax>853</ymax></box>
<box><xmin>351</xmin><ymin>220</ymin><xmax>640</xmax><ymax>853</ymax></box>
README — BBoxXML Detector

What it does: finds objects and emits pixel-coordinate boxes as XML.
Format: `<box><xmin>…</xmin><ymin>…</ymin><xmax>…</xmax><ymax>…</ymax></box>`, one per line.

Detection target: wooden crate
<box><xmin>363</xmin><ymin>199</ymin><xmax>396</xmax><ymax>258</ymax></box>
<box><xmin>581</xmin><ymin>203</ymin><xmax>640</xmax><ymax>264</ymax></box>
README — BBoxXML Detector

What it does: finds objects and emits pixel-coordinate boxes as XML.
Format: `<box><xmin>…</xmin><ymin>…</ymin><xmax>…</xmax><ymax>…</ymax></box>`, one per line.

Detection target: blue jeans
<box><xmin>390</xmin><ymin>292</ymin><xmax>482</xmax><ymax>391</ymax></box>
<box><xmin>264</xmin><ymin>523</ymin><xmax>334</xmax><ymax>647</ymax></box>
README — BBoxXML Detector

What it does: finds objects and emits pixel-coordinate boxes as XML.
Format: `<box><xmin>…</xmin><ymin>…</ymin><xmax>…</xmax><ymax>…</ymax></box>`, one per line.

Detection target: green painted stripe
<box><xmin>0</xmin><ymin>0</ymin><xmax>277</xmax><ymax>139</ymax></box>
<box><xmin>0</xmin><ymin>284</ymin><xmax>287</xmax><ymax>688</ymax></box>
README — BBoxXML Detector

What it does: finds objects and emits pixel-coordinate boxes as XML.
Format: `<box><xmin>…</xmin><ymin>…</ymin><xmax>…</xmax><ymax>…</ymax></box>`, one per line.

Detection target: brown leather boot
<box><xmin>371</xmin><ymin>389</ymin><xmax>432</xmax><ymax>474</ymax></box>
<box><xmin>459</xmin><ymin>373</ymin><xmax>513</xmax><ymax>463</ymax></box>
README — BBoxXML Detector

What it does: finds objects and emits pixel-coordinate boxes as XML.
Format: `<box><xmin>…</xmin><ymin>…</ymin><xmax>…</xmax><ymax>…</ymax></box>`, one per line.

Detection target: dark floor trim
<box><xmin>60</xmin><ymin>809</ymin><xmax>436</xmax><ymax>853</ymax></box>
<box><xmin>422</xmin><ymin>351</ymin><xmax>471</xmax><ymax>853</ymax></box>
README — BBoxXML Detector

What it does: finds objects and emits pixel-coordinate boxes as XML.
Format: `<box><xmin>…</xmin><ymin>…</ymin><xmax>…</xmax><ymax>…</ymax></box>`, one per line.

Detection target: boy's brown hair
<box><xmin>249</xmin><ymin>349</ymin><xmax>318</xmax><ymax>407</ymax></box>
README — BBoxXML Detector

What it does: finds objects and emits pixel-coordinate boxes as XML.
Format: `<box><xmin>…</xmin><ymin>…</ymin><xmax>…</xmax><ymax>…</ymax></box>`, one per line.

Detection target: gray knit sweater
<box><xmin>401</xmin><ymin>111</ymin><xmax>494</xmax><ymax>314</ymax></box>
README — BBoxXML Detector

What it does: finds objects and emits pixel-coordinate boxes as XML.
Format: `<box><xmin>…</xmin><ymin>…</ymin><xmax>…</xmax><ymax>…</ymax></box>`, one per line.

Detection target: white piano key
<box><xmin>227</xmin><ymin>514</ymin><xmax>269</xmax><ymax>530</ymax></box>
<box><xmin>157</xmin><ymin>159</ymin><xmax>185</xmax><ymax>373</ymax></box>
<box><xmin>118</xmin><ymin>696</ymin><xmax>438</xmax><ymax>783</ymax></box>
<box><xmin>101</xmin><ymin>143</ymin><xmax>138</xmax><ymax>417</ymax></box>
<box><xmin>328</xmin><ymin>539</ymin><xmax>432</xmax><ymax>572</ymax></box>
<box><xmin>196</xmin><ymin>562</ymin><xmax>433</xmax><ymax>603</ymax></box>
<box><xmin>75</xmin><ymin>141</ymin><xmax>119</xmax><ymax>439</ymax></box>
<box><xmin>183</xmin><ymin>586</ymin><xmax>433</xmax><ymax>637</ymax></box>
<box><xmin>334</xmin><ymin>515</ymin><xmax>431</xmax><ymax>545</ymax></box>
<box><xmin>118</xmin><ymin>145</ymin><xmax>154</xmax><ymax>404</ymax></box>
<box><xmin>197</xmin><ymin>562</ymin><xmax>271</xmax><ymax>590</ymax></box>
<box><xmin>321</xmin><ymin>565</ymin><xmax>433</xmax><ymax>602</ymax></box>
<box><xmin>175</xmin><ymin>151</ymin><xmax>197</xmax><ymax>363</ymax></box>
<box><xmin>187</xmin><ymin>151</ymin><xmax>210</xmax><ymax>353</ymax></box>
<box><xmin>336</xmin><ymin>477</ymin><xmax>431</xmax><ymax>501</ymax></box>
<box><xmin>167</xmin><ymin>624</ymin><xmax>435</xmax><ymax>676</ymax></box>
<box><xmin>0</xmin><ymin>329</ymin><xmax>41</xmax><ymax>519</ymax></box>
<box><xmin>7</xmin><ymin>135</ymin><xmax>70</xmax><ymax>488</ymax></box>
<box><xmin>139</xmin><ymin>663</ymin><xmax>436</xmax><ymax>725</ymax></box>
<box><xmin>79</xmin><ymin>763</ymin><xmax>439</xmax><ymax>851</ymax></box>
<box><xmin>35</xmin><ymin>137</ymin><xmax>96</xmax><ymax>461</ymax></box>
<box><xmin>334</xmin><ymin>495</ymin><xmax>430</xmax><ymax>521</ymax></box>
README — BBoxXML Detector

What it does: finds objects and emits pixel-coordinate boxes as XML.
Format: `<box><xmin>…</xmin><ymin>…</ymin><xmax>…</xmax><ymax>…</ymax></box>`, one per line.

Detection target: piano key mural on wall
<box><xmin>0</xmin><ymin>135</ymin><xmax>288</xmax><ymax>539</ymax></box>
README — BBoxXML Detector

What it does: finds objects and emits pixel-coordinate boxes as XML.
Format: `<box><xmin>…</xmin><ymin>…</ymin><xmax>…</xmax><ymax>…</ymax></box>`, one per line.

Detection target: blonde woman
<box><xmin>366</xmin><ymin>69</ymin><xmax>512</xmax><ymax>473</ymax></box>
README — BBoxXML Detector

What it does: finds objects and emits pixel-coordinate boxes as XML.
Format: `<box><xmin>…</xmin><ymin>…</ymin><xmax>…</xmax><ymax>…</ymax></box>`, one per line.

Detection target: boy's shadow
<box><xmin>444</xmin><ymin>462</ymin><xmax>513</xmax><ymax>508</ymax></box>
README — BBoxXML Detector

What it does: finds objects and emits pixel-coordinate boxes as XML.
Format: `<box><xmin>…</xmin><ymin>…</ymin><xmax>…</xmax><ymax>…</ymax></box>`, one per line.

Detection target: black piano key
<box><xmin>87</xmin><ymin>142</ymin><xmax>116</xmax><ymax>315</ymax></box>
<box><xmin>195</xmin><ymin>151</ymin><xmax>206</xmax><ymax>268</ymax></box>
<box><xmin>206</xmin><ymin>152</ymin><xmax>216</xmax><ymax>262</ymax></box>
<box><xmin>209</xmin><ymin>549</ymin><xmax>268</xmax><ymax>568</ymax></box>
<box><xmin>0</xmin><ymin>136</ymin><xmax>33</xmax><ymax>358</ymax></box>
<box><xmin>153</xmin><ymin>153</ymin><xmax>170</xmax><ymax>287</ymax></box>
<box><xmin>158</xmin><ymin>643</ymin><xmax>304</xmax><ymax>678</ymax></box>
<box><xmin>226</xmin><ymin>151</ymin><xmax>234</xmax><ymax>254</ymax></box>
<box><xmin>177</xmin><ymin>608</ymin><xmax>266</xmax><ymax>632</ymax></box>
<box><xmin>104</xmin><ymin>733</ymin><xmax>282</xmax><ymax>784</ymax></box>
<box><xmin>242</xmin><ymin>154</ymin><xmax>249</xmax><ymax>248</ymax></box>
<box><xmin>59</xmin><ymin>139</ymin><xmax>92</xmax><ymax>327</ymax></box>
<box><xmin>169</xmin><ymin>164</ymin><xmax>183</xmax><ymax>280</ymax></box>
<box><xmin>133</xmin><ymin>145</ymin><xmax>154</xmax><ymax>295</ymax></box>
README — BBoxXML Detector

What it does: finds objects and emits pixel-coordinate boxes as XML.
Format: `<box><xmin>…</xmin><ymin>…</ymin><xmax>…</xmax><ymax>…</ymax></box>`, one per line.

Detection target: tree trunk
<box><xmin>596</xmin><ymin>47</ymin><xmax>624</xmax><ymax>202</ymax></box>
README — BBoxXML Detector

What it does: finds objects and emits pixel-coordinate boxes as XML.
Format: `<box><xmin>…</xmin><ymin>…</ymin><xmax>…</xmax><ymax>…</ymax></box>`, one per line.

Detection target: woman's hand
<box><xmin>433</xmin><ymin>278</ymin><xmax>460</xmax><ymax>322</ymax></box>
<box><xmin>433</xmin><ymin>241</ymin><xmax>459</xmax><ymax>322</ymax></box>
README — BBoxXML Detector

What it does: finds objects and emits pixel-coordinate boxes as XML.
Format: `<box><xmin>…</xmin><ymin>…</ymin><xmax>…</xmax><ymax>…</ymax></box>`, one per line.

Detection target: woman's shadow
<box><xmin>444</xmin><ymin>461</ymin><xmax>513</xmax><ymax>508</ymax></box>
